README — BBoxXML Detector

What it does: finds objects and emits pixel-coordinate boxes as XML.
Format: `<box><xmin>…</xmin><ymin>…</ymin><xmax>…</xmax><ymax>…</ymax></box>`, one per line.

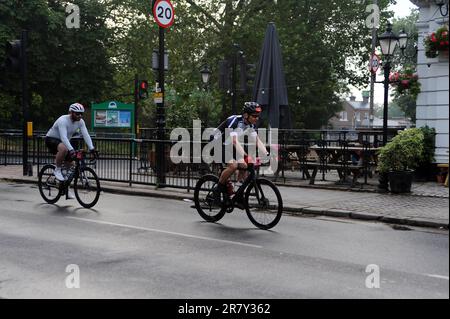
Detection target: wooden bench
<box><xmin>307</xmin><ymin>162</ymin><xmax>364</xmax><ymax>186</ymax></box>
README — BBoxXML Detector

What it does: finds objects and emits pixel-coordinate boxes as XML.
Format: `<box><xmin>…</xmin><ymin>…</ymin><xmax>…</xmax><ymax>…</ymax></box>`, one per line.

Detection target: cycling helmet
<box><xmin>243</xmin><ymin>102</ymin><xmax>262</xmax><ymax>115</ymax></box>
<box><xmin>69</xmin><ymin>103</ymin><xmax>85</xmax><ymax>113</ymax></box>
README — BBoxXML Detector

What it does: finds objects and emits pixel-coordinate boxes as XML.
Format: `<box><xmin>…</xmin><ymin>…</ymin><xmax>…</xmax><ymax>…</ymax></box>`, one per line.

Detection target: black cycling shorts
<box><xmin>45</xmin><ymin>136</ymin><xmax>62</xmax><ymax>155</ymax></box>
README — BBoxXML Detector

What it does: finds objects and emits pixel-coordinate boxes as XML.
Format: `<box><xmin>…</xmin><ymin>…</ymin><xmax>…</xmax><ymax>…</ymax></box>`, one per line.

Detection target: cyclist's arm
<box><xmin>231</xmin><ymin>135</ymin><xmax>246</xmax><ymax>159</ymax></box>
<box><xmin>79</xmin><ymin>120</ymin><xmax>95</xmax><ymax>151</ymax></box>
<box><xmin>256</xmin><ymin>135</ymin><xmax>269</xmax><ymax>157</ymax></box>
<box><xmin>57</xmin><ymin>122</ymin><xmax>75</xmax><ymax>151</ymax></box>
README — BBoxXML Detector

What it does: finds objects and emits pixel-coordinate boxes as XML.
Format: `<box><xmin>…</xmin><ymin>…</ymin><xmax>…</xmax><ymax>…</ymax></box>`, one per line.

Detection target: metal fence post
<box><xmin>129</xmin><ymin>139</ymin><xmax>134</xmax><ymax>187</ymax></box>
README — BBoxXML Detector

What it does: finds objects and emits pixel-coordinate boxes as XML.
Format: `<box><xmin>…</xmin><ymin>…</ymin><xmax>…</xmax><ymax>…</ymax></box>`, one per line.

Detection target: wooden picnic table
<box><xmin>276</xmin><ymin>144</ymin><xmax>380</xmax><ymax>186</ymax></box>
<box><xmin>307</xmin><ymin>144</ymin><xmax>381</xmax><ymax>186</ymax></box>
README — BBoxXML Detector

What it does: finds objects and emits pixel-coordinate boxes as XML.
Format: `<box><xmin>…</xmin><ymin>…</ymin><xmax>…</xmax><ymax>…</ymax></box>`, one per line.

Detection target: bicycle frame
<box><xmin>61</xmin><ymin>151</ymin><xmax>93</xmax><ymax>198</ymax></box>
<box><xmin>227</xmin><ymin>164</ymin><xmax>262</xmax><ymax>208</ymax></box>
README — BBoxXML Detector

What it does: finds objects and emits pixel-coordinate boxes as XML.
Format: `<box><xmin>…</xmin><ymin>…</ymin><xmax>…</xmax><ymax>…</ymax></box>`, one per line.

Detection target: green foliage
<box><xmin>0</xmin><ymin>0</ymin><xmax>115</xmax><ymax>129</ymax></box>
<box><xmin>418</xmin><ymin>125</ymin><xmax>435</xmax><ymax>165</ymax></box>
<box><xmin>377</xmin><ymin>128</ymin><xmax>425</xmax><ymax>173</ymax></box>
<box><xmin>165</xmin><ymin>88</ymin><xmax>221</xmax><ymax>129</ymax></box>
<box><xmin>1</xmin><ymin>0</ymin><xmax>398</xmax><ymax>130</ymax></box>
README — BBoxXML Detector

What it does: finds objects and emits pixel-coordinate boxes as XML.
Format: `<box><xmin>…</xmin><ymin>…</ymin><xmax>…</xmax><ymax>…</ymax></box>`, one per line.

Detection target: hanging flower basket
<box><xmin>389</xmin><ymin>67</ymin><xmax>421</xmax><ymax>100</ymax></box>
<box><xmin>424</xmin><ymin>25</ymin><xmax>449</xmax><ymax>58</ymax></box>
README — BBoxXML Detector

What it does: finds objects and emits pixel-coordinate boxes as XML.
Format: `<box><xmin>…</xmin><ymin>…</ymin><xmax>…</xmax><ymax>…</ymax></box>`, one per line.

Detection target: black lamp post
<box><xmin>378</xmin><ymin>22</ymin><xmax>399</xmax><ymax>146</ymax></box>
<box><xmin>200</xmin><ymin>64</ymin><xmax>211</xmax><ymax>89</ymax></box>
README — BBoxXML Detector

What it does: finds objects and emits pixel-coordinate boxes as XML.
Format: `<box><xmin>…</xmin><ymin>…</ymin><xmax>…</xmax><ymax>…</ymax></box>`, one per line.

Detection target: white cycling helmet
<box><xmin>69</xmin><ymin>103</ymin><xmax>85</xmax><ymax>113</ymax></box>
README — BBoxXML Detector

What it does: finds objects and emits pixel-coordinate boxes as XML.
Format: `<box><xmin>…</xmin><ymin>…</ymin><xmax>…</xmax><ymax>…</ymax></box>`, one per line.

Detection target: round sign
<box><xmin>153</xmin><ymin>0</ymin><xmax>175</xmax><ymax>28</ymax></box>
<box><xmin>369</xmin><ymin>53</ymin><xmax>380</xmax><ymax>74</ymax></box>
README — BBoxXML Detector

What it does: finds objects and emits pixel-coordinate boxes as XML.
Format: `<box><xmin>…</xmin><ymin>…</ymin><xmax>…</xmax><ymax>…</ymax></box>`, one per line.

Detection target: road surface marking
<box><xmin>425</xmin><ymin>274</ymin><xmax>449</xmax><ymax>280</ymax></box>
<box><xmin>66</xmin><ymin>216</ymin><xmax>263</xmax><ymax>249</ymax></box>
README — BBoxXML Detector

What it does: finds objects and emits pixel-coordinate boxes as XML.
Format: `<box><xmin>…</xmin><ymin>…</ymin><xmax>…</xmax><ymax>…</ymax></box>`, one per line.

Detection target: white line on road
<box><xmin>65</xmin><ymin>216</ymin><xmax>263</xmax><ymax>249</ymax></box>
<box><xmin>425</xmin><ymin>274</ymin><xmax>449</xmax><ymax>280</ymax></box>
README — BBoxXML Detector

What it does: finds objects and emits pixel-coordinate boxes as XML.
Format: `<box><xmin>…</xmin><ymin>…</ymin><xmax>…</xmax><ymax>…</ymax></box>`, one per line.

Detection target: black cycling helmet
<box><xmin>242</xmin><ymin>102</ymin><xmax>262</xmax><ymax>115</ymax></box>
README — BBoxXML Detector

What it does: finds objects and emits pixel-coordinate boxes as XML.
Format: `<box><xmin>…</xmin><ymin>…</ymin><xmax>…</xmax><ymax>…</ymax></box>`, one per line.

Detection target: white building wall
<box><xmin>412</xmin><ymin>0</ymin><xmax>449</xmax><ymax>164</ymax></box>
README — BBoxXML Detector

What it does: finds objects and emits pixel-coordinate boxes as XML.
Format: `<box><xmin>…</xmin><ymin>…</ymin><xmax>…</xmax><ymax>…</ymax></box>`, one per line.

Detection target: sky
<box><xmin>350</xmin><ymin>0</ymin><xmax>419</xmax><ymax>105</ymax></box>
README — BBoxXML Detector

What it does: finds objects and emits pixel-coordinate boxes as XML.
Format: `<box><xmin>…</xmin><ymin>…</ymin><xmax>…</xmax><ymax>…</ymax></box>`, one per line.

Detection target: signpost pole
<box><xmin>134</xmin><ymin>73</ymin><xmax>139</xmax><ymax>137</ymax></box>
<box><xmin>156</xmin><ymin>25</ymin><xmax>166</xmax><ymax>186</ymax></box>
<box><xmin>152</xmin><ymin>0</ymin><xmax>174</xmax><ymax>186</ymax></box>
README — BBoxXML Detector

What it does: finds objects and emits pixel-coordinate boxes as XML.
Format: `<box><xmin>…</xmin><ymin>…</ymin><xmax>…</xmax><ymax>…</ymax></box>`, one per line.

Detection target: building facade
<box><xmin>411</xmin><ymin>0</ymin><xmax>449</xmax><ymax>164</ymax></box>
<box><xmin>329</xmin><ymin>94</ymin><xmax>371</xmax><ymax>130</ymax></box>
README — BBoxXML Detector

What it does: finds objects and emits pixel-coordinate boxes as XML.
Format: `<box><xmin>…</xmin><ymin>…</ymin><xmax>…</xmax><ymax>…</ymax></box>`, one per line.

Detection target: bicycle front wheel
<box><xmin>245</xmin><ymin>178</ymin><xmax>283</xmax><ymax>230</ymax></box>
<box><xmin>194</xmin><ymin>174</ymin><xmax>227</xmax><ymax>223</ymax></box>
<box><xmin>38</xmin><ymin>164</ymin><xmax>62</xmax><ymax>204</ymax></box>
<box><xmin>74</xmin><ymin>167</ymin><xmax>101</xmax><ymax>208</ymax></box>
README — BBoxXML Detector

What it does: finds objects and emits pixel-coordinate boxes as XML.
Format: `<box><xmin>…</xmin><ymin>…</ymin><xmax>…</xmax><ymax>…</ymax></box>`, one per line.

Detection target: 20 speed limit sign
<box><xmin>153</xmin><ymin>0</ymin><xmax>175</xmax><ymax>28</ymax></box>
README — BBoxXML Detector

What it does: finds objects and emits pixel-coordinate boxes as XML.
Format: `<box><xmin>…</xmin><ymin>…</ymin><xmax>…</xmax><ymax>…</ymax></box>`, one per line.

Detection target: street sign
<box><xmin>153</xmin><ymin>92</ymin><xmax>163</xmax><ymax>104</ymax></box>
<box><xmin>369</xmin><ymin>53</ymin><xmax>380</xmax><ymax>74</ymax></box>
<box><xmin>153</xmin><ymin>0</ymin><xmax>175</xmax><ymax>28</ymax></box>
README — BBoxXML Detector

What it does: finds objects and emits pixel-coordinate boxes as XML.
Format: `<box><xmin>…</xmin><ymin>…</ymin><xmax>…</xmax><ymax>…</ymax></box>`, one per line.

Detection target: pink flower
<box><xmin>401</xmin><ymin>80</ymin><xmax>410</xmax><ymax>88</ymax></box>
<box><xmin>431</xmin><ymin>33</ymin><xmax>437</xmax><ymax>43</ymax></box>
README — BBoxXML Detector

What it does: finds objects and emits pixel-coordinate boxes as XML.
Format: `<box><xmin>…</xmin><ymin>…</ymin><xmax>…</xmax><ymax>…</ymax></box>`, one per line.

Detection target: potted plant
<box><xmin>424</xmin><ymin>25</ymin><xmax>449</xmax><ymax>58</ymax></box>
<box><xmin>377</xmin><ymin>128</ymin><xmax>425</xmax><ymax>193</ymax></box>
<box><xmin>413</xmin><ymin>126</ymin><xmax>436</xmax><ymax>182</ymax></box>
<box><xmin>389</xmin><ymin>67</ymin><xmax>421</xmax><ymax>100</ymax></box>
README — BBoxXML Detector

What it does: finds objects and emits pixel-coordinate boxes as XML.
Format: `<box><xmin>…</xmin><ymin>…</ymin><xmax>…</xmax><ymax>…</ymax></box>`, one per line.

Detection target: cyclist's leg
<box><xmin>45</xmin><ymin>137</ymin><xmax>67</xmax><ymax>181</ymax></box>
<box><xmin>219</xmin><ymin>161</ymin><xmax>238</xmax><ymax>186</ymax></box>
<box><xmin>233</xmin><ymin>159</ymin><xmax>248</xmax><ymax>207</ymax></box>
<box><xmin>236</xmin><ymin>159</ymin><xmax>248</xmax><ymax>182</ymax></box>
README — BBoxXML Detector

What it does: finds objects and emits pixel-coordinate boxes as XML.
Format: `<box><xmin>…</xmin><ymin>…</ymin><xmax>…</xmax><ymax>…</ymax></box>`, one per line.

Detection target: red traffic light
<box><xmin>140</xmin><ymin>80</ymin><xmax>148</xmax><ymax>90</ymax></box>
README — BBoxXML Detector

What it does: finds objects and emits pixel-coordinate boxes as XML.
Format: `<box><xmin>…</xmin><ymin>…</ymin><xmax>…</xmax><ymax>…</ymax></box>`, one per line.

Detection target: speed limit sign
<box><xmin>369</xmin><ymin>53</ymin><xmax>380</xmax><ymax>74</ymax></box>
<box><xmin>153</xmin><ymin>0</ymin><xmax>175</xmax><ymax>28</ymax></box>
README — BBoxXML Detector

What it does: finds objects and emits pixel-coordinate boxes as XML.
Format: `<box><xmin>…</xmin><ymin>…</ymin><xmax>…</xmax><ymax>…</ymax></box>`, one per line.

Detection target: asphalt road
<box><xmin>0</xmin><ymin>181</ymin><xmax>448</xmax><ymax>299</ymax></box>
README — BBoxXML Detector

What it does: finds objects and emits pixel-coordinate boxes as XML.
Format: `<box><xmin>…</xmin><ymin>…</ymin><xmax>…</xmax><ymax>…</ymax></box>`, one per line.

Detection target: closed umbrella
<box><xmin>252</xmin><ymin>22</ymin><xmax>292</xmax><ymax>129</ymax></box>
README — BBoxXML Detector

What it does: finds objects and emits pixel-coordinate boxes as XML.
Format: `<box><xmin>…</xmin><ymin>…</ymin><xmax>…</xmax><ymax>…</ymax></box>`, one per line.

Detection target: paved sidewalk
<box><xmin>0</xmin><ymin>165</ymin><xmax>448</xmax><ymax>229</ymax></box>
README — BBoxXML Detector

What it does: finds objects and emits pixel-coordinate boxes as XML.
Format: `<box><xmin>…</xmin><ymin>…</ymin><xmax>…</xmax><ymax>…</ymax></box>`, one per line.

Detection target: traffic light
<box><xmin>138</xmin><ymin>80</ymin><xmax>149</xmax><ymax>100</ymax></box>
<box><xmin>5</xmin><ymin>39</ymin><xmax>22</xmax><ymax>73</ymax></box>
<box><xmin>239</xmin><ymin>56</ymin><xmax>255</xmax><ymax>94</ymax></box>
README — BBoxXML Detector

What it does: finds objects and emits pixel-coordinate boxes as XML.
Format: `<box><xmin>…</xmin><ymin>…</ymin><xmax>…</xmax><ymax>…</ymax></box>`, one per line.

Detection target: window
<box><xmin>355</xmin><ymin>112</ymin><xmax>361</xmax><ymax>121</ymax></box>
<box><xmin>340</xmin><ymin>111</ymin><xmax>348</xmax><ymax>121</ymax></box>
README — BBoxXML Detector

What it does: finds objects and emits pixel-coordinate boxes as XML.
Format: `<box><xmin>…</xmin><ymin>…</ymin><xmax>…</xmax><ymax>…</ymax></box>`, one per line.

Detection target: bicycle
<box><xmin>194</xmin><ymin>159</ymin><xmax>283</xmax><ymax>230</ymax></box>
<box><xmin>38</xmin><ymin>150</ymin><xmax>101</xmax><ymax>208</ymax></box>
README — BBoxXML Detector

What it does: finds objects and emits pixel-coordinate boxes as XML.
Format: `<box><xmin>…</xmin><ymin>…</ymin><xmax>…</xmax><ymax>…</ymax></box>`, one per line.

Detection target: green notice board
<box><xmin>91</xmin><ymin>101</ymin><xmax>135</xmax><ymax>133</ymax></box>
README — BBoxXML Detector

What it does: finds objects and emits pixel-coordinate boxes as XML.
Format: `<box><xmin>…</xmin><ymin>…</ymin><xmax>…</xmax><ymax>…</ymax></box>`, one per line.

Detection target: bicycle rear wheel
<box><xmin>74</xmin><ymin>167</ymin><xmax>101</xmax><ymax>208</ymax></box>
<box><xmin>245</xmin><ymin>178</ymin><xmax>283</xmax><ymax>230</ymax></box>
<box><xmin>38</xmin><ymin>164</ymin><xmax>62</xmax><ymax>204</ymax></box>
<box><xmin>194</xmin><ymin>174</ymin><xmax>227</xmax><ymax>222</ymax></box>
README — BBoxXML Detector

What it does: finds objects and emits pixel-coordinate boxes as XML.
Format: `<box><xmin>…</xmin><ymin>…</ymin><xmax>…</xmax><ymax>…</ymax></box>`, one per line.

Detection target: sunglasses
<box><xmin>249</xmin><ymin>114</ymin><xmax>260</xmax><ymax>118</ymax></box>
<box><xmin>73</xmin><ymin>112</ymin><xmax>83</xmax><ymax>116</ymax></box>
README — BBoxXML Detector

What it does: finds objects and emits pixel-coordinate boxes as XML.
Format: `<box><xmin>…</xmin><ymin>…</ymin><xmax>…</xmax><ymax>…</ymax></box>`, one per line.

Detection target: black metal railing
<box><xmin>1</xmin><ymin>128</ymin><xmax>401</xmax><ymax>189</ymax></box>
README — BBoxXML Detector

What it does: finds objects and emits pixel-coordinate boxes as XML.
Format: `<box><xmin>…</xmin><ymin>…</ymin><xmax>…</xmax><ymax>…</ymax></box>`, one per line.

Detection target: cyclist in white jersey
<box><xmin>215</xmin><ymin>102</ymin><xmax>269</xmax><ymax>206</ymax></box>
<box><xmin>45</xmin><ymin>103</ymin><xmax>95</xmax><ymax>183</ymax></box>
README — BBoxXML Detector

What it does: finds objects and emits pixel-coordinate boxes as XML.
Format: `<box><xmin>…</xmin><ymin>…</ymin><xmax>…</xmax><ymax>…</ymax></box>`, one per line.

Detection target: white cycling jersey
<box><xmin>46</xmin><ymin>115</ymin><xmax>94</xmax><ymax>151</ymax></box>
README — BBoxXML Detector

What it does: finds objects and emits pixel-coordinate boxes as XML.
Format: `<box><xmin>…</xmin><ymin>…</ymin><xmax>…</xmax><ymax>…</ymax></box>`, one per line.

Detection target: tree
<box><xmin>0</xmin><ymin>0</ymin><xmax>115</xmax><ymax>129</ymax></box>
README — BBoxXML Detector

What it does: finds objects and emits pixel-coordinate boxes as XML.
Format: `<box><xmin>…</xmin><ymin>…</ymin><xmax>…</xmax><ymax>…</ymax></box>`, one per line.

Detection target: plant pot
<box><xmin>437</xmin><ymin>174</ymin><xmax>446</xmax><ymax>184</ymax></box>
<box><xmin>388</xmin><ymin>170</ymin><xmax>414</xmax><ymax>193</ymax></box>
<box><xmin>438</xmin><ymin>49</ymin><xmax>449</xmax><ymax>62</ymax></box>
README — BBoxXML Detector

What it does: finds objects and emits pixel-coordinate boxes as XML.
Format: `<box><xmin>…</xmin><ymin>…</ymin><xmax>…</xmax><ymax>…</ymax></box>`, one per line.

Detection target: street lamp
<box><xmin>398</xmin><ymin>29</ymin><xmax>418</xmax><ymax>60</ymax></box>
<box><xmin>200</xmin><ymin>64</ymin><xmax>211</xmax><ymax>89</ymax></box>
<box><xmin>378</xmin><ymin>22</ymin><xmax>399</xmax><ymax>146</ymax></box>
<box><xmin>434</xmin><ymin>0</ymin><xmax>449</xmax><ymax>17</ymax></box>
